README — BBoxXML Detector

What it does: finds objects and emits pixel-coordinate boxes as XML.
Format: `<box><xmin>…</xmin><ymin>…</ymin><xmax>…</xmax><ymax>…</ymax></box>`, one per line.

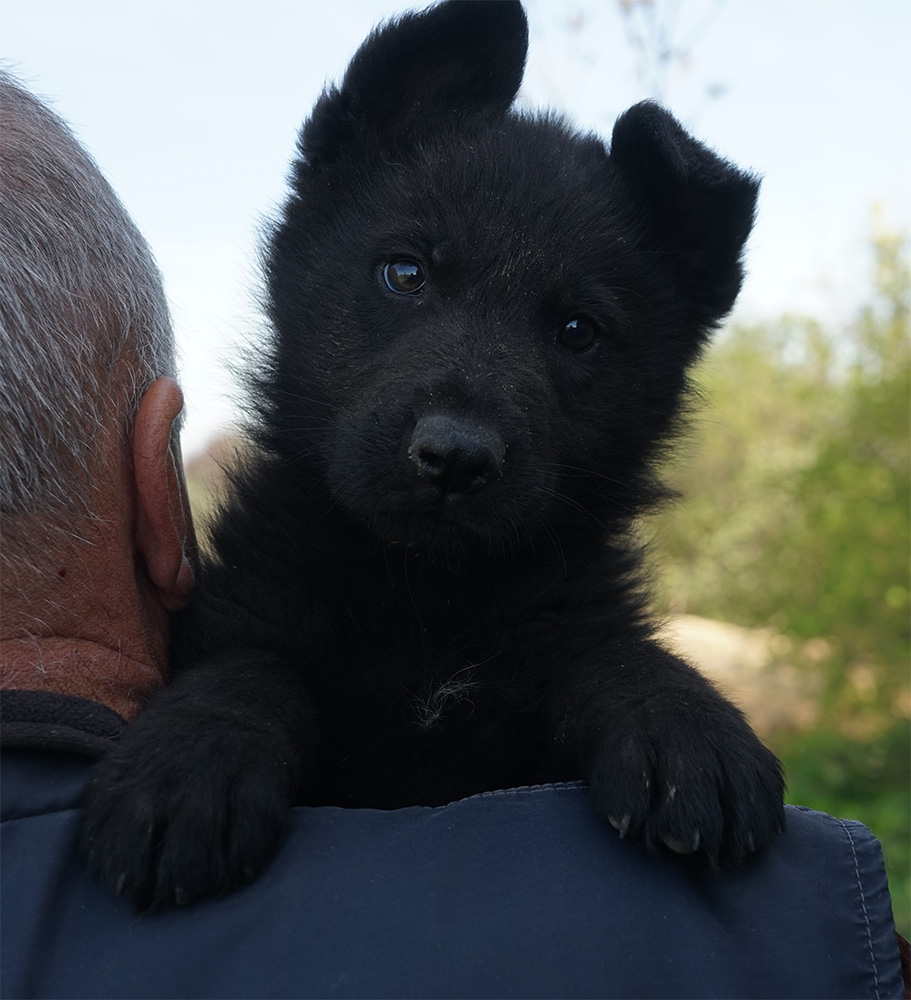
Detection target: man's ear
<box><xmin>132</xmin><ymin>377</ymin><xmax>195</xmax><ymax>612</ymax></box>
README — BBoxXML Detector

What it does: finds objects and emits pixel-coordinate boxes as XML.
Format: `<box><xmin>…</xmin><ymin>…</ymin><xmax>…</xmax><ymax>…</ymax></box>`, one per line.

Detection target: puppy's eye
<box><xmin>383</xmin><ymin>260</ymin><xmax>425</xmax><ymax>295</ymax></box>
<box><xmin>558</xmin><ymin>317</ymin><xmax>597</xmax><ymax>352</ymax></box>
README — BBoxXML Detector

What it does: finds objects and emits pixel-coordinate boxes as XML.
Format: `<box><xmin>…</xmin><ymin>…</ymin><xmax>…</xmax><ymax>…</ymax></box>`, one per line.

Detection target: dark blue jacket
<box><xmin>1</xmin><ymin>691</ymin><xmax>905</xmax><ymax>999</ymax></box>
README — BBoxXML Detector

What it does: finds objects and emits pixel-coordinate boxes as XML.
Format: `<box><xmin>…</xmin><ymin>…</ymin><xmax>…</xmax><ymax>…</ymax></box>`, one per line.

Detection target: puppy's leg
<box><xmin>555</xmin><ymin>640</ymin><xmax>785</xmax><ymax>865</ymax></box>
<box><xmin>80</xmin><ymin>651</ymin><xmax>317</xmax><ymax>911</ymax></box>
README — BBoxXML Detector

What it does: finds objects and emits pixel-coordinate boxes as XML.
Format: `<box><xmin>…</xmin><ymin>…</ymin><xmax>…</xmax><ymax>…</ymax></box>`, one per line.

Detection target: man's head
<box><xmin>0</xmin><ymin>69</ymin><xmax>176</xmax><ymax>517</ymax></box>
<box><xmin>0</xmin><ymin>71</ymin><xmax>194</xmax><ymax>717</ymax></box>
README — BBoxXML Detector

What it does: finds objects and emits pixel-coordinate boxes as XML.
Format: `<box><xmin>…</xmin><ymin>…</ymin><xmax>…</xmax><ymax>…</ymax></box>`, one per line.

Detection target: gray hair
<box><xmin>0</xmin><ymin>70</ymin><xmax>177</xmax><ymax>519</ymax></box>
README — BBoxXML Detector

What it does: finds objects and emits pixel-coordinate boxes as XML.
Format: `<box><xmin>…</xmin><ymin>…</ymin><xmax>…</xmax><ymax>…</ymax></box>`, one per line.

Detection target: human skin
<box><xmin>1</xmin><ymin>377</ymin><xmax>195</xmax><ymax>721</ymax></box>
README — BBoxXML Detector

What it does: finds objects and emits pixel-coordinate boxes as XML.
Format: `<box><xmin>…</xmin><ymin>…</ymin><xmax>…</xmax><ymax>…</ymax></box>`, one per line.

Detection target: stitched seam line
<box><xmin>468</xmin><ymin>781</ymin><xmax>586</xmax><ymax>800</ymax></box>
<box><xmin>837</xmin><ymin>817</ymin><xmax>881</xmax><ymax>999</ymax></box>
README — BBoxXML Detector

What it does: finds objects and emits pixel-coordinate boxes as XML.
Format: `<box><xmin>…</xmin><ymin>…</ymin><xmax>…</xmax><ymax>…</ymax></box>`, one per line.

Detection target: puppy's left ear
<box><xmin>610</xmin><ymin>101</ymin><xmax>759</xmax><ymax>322</ymax></box>
<box><xmin>301</xmin><ymin>0</ymin><xmax>528</xmax><ymax>166</ymax></box>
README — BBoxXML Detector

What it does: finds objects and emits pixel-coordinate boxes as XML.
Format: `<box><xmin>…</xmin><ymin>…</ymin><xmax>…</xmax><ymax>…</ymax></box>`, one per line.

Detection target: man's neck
<box><xmin>1</xmin><ymin>499</ymin><xmax>168</xmax><ymax>722</ymax></box>
<box><xmin>0</xmin><ymin>636</ymin><xmax>161</xmax><ymax>721</ymax></box>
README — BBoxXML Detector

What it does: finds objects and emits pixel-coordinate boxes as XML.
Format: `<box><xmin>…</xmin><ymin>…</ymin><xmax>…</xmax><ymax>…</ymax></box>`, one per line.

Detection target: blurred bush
<box><xmin>650</xmin><ymin>226</ymin><xmax>910</xmax><ymax>936</ymax></box>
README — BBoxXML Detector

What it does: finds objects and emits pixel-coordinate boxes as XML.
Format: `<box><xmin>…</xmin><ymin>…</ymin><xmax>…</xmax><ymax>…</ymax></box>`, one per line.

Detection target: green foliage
<box><xmin>654</xmin><ymin>228</ymin><xmax>909</xmax><ymax>695</ymax></box>
<box><xmin>649</xmin><ymin>227</ymin><xmax>910</xmax><ymax>938</ymax></box>
<box><xmin>765</xmin><ymin>231</ymin><xmax>909</xmax><ymax>698</ymax></box>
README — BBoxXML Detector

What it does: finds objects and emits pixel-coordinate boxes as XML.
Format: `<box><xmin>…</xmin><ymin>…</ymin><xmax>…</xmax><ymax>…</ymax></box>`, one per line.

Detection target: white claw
<box><xmin>608</xmin><ymin>814</ymin><xmax>632</xmax><ymax>838</ymax></box>
<box><xmin>663</xmin><ymin>831</ymin><xmax>701</xmax><ymax>855</ymax></box>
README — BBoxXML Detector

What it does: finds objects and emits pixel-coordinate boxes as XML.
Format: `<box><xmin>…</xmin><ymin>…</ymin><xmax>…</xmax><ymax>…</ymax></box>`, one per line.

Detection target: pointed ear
<box><xmin>300</xmin><ymin>0</ymin><xmax>528</xmax><ymax>167</ymax></box>
<box><xmin>610</xmin><ymin>101</ymin><xmax>760</xmax><ymax>320</ymax></box>
<box><xmin>132</xmin><ymin>377</ymin><xmax>195</xmax><ymax>612</ymax></box>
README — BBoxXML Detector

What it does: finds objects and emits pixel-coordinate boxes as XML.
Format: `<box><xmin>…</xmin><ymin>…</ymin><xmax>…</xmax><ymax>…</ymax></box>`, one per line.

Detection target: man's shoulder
<box><xmin>1</xmin><ymin>758</ymin><xmax>904</xmax><ymax>999</ymax></box>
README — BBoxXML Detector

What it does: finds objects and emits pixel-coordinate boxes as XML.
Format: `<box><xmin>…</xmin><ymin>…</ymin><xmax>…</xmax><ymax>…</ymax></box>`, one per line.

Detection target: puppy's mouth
<box><xmin>373</xmin><ymin>485</ymin><xmax>501</xmax><ymax>545</ymax></box>
<box><xmin>368</xmin><ymin>413</ymin><xmax>510</xmax><ymax>546</ymax></box>
<box><xmin>329</xmin><ymin>411</ymin><xmax>541</xmax><ymax>549</ymax></box>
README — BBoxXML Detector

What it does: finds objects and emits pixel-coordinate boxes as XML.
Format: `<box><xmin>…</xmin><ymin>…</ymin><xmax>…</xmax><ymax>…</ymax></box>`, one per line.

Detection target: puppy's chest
<box><xmin>322</xmin><ymin>590</ymin><xmax>537</xmax><ymax>732</ymax></box>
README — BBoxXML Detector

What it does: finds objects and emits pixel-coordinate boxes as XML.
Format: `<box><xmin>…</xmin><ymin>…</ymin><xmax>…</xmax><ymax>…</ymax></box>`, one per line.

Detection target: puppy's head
<box><xmin>259</xmin><ymin>0</ymin><xmax>758</xmax><ymax>553</ymax></box>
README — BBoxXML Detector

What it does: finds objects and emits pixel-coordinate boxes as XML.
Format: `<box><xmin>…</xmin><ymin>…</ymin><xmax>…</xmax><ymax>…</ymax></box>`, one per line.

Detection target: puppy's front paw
<box><xmin>588</xmin><ymin>698</ymin><xmax>785</xmax><ymax>866</ymax></box>
<box><xmin>80</xmin><ymin>710</ymin><xmax>294</xmax><ymax>911</ymax></box>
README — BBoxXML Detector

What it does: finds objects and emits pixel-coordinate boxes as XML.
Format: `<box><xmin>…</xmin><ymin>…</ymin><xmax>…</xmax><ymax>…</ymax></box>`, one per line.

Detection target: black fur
<box><xmin>81</xmin><ymin>0</ymin><xmax>784</xmax><ymax>911</ymax></box>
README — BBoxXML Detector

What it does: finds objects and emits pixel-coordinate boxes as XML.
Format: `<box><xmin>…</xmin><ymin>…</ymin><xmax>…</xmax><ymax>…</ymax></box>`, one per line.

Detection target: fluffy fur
<box><xmin>82</xmin><ymin>0</ymin><xmax>784</xmax><ymax>911</ymax></box>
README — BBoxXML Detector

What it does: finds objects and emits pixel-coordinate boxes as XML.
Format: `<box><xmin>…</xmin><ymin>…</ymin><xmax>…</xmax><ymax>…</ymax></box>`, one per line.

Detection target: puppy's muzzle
<box><xmin>408</xmin><ymin>414</ymin><xmax>505</xmax><ymax>495</ymax></box>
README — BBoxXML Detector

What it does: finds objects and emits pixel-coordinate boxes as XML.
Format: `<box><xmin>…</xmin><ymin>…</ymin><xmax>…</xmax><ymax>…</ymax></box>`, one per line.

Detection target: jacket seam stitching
<box><xmin>837</xmin><ymin>816</ymin><xmax>880</xmax><ymax>999</ymax></box>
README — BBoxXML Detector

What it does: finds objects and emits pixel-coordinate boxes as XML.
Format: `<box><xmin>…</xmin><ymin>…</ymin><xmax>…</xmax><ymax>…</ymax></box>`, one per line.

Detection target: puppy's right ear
<box><xmin>300</xmin><ymin>0</ymin><xmax>528</xmax><ymax>167</ymax></box>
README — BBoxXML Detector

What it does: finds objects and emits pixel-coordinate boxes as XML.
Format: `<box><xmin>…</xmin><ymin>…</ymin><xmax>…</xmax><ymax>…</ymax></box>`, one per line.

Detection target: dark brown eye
<box><xmin>383</xmin><ymin>260</ymin><xmax>425</xmax><ymax>295</ymax></box>
<box><xmin>558</xmin><ymin>317</ymin><xmax>597</xmax><ymax>352</ymax></box>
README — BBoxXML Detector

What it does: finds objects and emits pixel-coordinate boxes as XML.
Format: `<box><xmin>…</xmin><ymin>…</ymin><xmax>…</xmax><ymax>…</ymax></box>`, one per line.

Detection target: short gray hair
<box><xmin>0</xmin><ymin>70</ymin><xmax>177</xmax><ymax>518</ymax></box>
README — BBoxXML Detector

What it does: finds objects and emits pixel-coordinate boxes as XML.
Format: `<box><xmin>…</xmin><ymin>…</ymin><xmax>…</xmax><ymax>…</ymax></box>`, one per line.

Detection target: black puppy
<box><xmin>82</xmin><ymin>0</ymin><xmax>784</xmax><ymax>910</ymax></box>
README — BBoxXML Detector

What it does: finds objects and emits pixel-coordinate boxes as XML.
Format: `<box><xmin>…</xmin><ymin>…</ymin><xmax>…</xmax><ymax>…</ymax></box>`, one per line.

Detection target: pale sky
<box><xmin>3</xmin><ymin>0</ymin><xmax>909</xmax><ymax>455</ymax></box>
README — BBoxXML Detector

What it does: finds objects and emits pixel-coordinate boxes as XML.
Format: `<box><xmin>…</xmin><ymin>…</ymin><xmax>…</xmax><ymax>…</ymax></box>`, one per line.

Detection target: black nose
<box><xmin>408</xmin><ymin>414</ymin><xmax>505</xmax><ymax>495</ymax></box>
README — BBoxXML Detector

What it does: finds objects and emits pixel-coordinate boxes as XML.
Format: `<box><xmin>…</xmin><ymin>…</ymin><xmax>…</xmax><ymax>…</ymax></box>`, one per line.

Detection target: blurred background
<box><xmin>4</xmin><ymin>0</ymin><xmax>908</xmax><ymax>934</ymax></box>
